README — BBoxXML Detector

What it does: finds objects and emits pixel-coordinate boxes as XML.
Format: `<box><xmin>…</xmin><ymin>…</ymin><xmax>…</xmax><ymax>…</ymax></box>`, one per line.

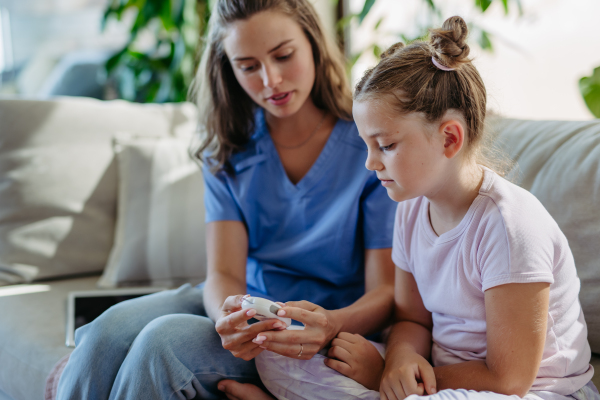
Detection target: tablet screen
<box><xmin>66</xmin><ymin>288</ymin><xmax>166</xmax><ymax>347</ymax></box>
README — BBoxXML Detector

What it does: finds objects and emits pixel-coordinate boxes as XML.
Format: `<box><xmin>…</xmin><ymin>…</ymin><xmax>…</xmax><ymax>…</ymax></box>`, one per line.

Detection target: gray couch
<box><xmin>0</xmin><ymin>97</ymin><xmax>598</xmax><ymax>400</ymax></box>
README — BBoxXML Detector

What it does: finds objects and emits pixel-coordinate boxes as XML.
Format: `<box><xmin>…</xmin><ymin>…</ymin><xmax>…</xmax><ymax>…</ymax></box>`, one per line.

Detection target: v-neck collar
<box><xmin>255</xmin><ymin>108</ymin><xmax>343</xmax><ymax>196</ymax></box>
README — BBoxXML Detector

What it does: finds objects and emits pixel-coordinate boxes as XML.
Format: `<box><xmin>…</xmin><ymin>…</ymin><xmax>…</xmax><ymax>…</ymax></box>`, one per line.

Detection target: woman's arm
<box><xmin>203</xmin><ymin>220</ymin><xmax>248</xmax><ymax>321</ymax></box>
<box><xmin>204</xmin><ymin>221</ymin><xmax>284</xmax><ymax>361</ymax></box>
<box><xmin>433</xmin><ymin>282</ymin><xmax>550</xmax><ymax>397</ymax></box>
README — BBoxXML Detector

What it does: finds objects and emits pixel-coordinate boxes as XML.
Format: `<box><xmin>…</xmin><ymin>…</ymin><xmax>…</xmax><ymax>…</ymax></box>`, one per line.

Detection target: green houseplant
<box><xmin>102</xmin><ymin>0</ymin><xmax>210</xmax><ymax>103</ymax></box>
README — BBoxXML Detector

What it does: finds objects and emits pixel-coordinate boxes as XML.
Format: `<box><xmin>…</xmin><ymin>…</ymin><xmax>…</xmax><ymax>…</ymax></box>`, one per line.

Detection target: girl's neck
<box><xmin>426</xmin><ymin>161</ymin><xmax>484</xmax><ymax>236</ymax></box>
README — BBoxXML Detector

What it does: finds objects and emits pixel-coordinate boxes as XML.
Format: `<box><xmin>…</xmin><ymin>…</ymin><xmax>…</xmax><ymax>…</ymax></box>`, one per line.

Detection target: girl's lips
<box><xmin>380</xmin><ymin>179</ymin><xmax>394</xmax><ymax>187</ymax></box>
<box><xmin>267</xmin><ymin>91</ymin><xmax>293</xmax><ymax>106</ymax></box>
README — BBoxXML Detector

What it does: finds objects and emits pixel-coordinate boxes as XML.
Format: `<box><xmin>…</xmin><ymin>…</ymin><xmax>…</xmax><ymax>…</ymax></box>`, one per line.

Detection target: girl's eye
<box><xmin>379</xmin><ymin>143</ymin><xmax>395</xmax><ymax>151</ymax></box>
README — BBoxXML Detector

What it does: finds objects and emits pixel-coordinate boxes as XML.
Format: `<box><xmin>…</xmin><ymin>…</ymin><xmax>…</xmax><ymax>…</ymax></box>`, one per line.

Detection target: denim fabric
<box><xmin>56</xmin><ymin>284</ymin><xmax>259</xmax><ymax>400</ymax></box>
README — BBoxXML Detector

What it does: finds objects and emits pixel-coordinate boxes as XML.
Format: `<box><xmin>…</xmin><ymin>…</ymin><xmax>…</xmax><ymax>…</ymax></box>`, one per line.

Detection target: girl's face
<box><xmin>354</xmin><ymin>97</ymin><xmax>447</xmax><ymax>203</ymax></box>
<box><xmin>223</xmin><ymin>10</ymin><xmax>316</xmax><ymax>119</ymax></box>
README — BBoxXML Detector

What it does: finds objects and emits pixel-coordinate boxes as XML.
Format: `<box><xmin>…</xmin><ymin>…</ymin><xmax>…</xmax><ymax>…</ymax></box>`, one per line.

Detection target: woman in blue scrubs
<box><xmin>56</xmin><ymin>1</ymin><xmax>397</xmax><ymax>399</ymax></box>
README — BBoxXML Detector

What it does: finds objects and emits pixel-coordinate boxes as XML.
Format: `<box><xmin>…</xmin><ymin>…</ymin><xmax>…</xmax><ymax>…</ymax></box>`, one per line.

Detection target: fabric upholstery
<box><xmin>492</xmin><ymin>118</ymin><xmax>600</xmax><ymax>353</ymax></box>
<box><xmin>0</xmin><ymin>97</ymin><xmax>197</xmax><ymax>286</ymax></box>
<box><xmin>97</xmin><ymin>135</ymin><xmax>206</xmax><ymax>288</ymax></box>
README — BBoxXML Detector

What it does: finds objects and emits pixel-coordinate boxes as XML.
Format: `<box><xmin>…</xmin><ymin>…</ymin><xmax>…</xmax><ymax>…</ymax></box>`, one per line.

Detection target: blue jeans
<box><xmin>56</xmin><ymin>284</ymin><xmax>260</xmax><ymax>400</ymax></box>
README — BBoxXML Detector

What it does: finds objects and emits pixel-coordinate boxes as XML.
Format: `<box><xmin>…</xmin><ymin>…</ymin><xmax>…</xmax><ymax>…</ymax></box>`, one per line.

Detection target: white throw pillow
<box><xmin>0</xmin><ymin>97</ymin><xmax>197</xmax><ymax>285</ymax></box>
<box><xmin>97</xmin><ymin>135</ymin><xmax>206</xmax><ymax>288</ymax></box>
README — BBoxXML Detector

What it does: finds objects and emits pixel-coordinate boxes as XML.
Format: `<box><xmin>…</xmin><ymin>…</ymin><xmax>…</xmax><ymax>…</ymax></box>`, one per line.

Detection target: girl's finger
<box><xmin>419</xmin><ymin>364</ymin><xmax>437</xmax><ymax>395</ymax></box>
<box><xmin>391</xmin><ymin>377</ymin><xmax>407</xmax><ymax>400</ymax></box>
<box><xmin>327</xmin><ymin>344</ymin><xmax>353</xmax><ymax>363</ymax></box>
<box><xmin>399</xmin><ymin>372</ymin><xmax>419</xmax><ymax>397</ymax></box>
<box><xmin>330</xmin><ymin>337</ymin><xmax>353</xmax><ymax>351</ymax></box>
<box><xmin>336</xmin><ymin>332</ymin><xmax>360</xmax><ymax>343</ymax></box>
<box><xmin>324</xmin><ymin>357</ymin><xmax>352</xmax><ymax>376</ymax></box>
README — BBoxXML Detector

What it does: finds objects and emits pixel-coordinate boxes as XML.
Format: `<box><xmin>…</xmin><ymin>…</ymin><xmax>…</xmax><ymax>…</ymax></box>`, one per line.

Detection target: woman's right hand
<box><xmin>379</xmin><ymin>352</ymin><xmax>436</xmax><ymax>400</ymax></box>
<box><xmin>215</xmin><ymin>295</ymin><xmax>287</xmax><ymax>361</ymax></box>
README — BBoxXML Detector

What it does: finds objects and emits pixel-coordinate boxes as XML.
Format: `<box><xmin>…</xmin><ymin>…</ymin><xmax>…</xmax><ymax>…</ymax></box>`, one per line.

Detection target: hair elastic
<box><xmin>431</xmin><ymin>57</ymin><xmax>454</xmax><ymax>71</ymax></box>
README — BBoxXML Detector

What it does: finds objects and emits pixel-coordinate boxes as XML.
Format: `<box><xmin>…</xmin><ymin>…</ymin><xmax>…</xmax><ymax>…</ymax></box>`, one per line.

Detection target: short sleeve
<box><xmin>391</xmin><ymin>204</ymin><xmax>411</xmax><ymax>272</ymax></box>
<box><xmin>477</xmin><ymin>203</ymin><xmax>555</xmax><ymax>292</ymax></box>
<box><xmin>361</xmin><ymin>174</ymin><xmax>396</xmax><ymax>249</ymax></box>
<box><xmin>202</xmin><ymin>163</ymin><xmax>243</xmax><ymax>223</ymax></box>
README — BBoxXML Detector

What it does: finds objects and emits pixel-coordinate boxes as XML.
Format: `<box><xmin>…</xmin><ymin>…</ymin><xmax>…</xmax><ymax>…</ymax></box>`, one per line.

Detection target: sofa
<box><xmin>0</xmin><ymin>97</ymin><xmax>598</xmax><ymax>400</ymax></box>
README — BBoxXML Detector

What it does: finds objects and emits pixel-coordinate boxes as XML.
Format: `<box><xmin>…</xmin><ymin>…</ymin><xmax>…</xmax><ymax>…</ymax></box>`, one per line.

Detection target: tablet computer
<box><xmin>65</xmin><ymin>287</ymin><xmax>167</xmax><ymax>347</ymax></box>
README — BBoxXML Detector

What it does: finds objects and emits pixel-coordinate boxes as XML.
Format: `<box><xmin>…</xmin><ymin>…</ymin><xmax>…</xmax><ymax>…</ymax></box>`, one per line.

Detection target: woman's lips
<box><xmin>267</xmin><ymin>91</ymin><xmax>293</xmax><ymax>106</ymax></box>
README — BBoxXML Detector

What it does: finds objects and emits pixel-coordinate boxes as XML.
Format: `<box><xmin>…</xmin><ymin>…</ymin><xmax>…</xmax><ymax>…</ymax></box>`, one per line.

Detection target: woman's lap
<box><xmin>57</xmin><ymin>283</ymin><xmax>260</xmax><ymax>400</ymax></box>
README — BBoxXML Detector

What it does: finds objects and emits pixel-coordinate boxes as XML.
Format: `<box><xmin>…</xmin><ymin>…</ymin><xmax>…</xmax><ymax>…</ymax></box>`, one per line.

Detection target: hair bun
<box><xmin>430</xmin><ymin>16</ymin><xmax>470</xmax><ymax>69</ymax></box>
<box><xmin>380</xmin><ymin>42</ymin><xmax>405</xmax><ymax>60</ymax></box>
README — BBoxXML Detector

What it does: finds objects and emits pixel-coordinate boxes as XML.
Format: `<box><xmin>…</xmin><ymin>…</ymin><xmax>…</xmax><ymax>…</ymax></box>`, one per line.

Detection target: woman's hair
<box><xmin>190</xmin><ymin>0</ymin><xmax>352</xmax><ymax>173</ymax></box>
<box><xmin>354</xmin><ymin>16</ymin><xmax>510</xmax><ymax>175</ymax></box>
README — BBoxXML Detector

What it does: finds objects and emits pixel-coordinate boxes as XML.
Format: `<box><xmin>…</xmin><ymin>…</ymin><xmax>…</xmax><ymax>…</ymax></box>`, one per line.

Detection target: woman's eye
<box><xmin>276</xmin><ymin>52</ymin><xmax>293</xmax><ymax>61</ymax></box>
<box><xmin>379</xmin><ymin>143</ymin><xmax>395</xmax><ymax>151</ymax></box>
<box><xmin>241</xmin><ymin>65</ymin><xmax>257</xmax><ymax>72</ymax></box>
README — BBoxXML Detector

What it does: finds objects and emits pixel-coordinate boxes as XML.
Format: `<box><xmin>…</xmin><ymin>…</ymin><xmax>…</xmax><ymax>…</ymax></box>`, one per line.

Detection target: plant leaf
<box><xmin>579</xmin><ymin>67</ymin><xmax>600</xmax><ymax>118</ymax></box>
<box><xmin>358</xmin><ymin>0</ymin><xmax>376</xmax><ymax>25</ymax></box>
<box><xmin>479</xmin><ymin>29</ymin><xmax>493</xmax><ymax>51</ymax></box>
<box><xmin>476</xmin><ymin>0</ymin><xmax>492</xmax><ymax>12</ymax></box>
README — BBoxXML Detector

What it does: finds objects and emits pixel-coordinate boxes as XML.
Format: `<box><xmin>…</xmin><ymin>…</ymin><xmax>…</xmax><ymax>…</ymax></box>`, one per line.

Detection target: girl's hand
<box><xmin>379</xmin><ymin>352</ymin><xmax>436</xmax><ymax>400</ymax></box>
<box><xmin>324</xmin><ymin>332</ymin><xmax>384</xmax><ymax>391</ymax></box>
<box><xmin>215</xmin><ymin>295</ymin><xmax>286</xmax><ymax>361</ymax></box>
<box><xmin>252</xmin><ymin>300</ymin><xmax>341</xmax><ymax>359</ymax></box>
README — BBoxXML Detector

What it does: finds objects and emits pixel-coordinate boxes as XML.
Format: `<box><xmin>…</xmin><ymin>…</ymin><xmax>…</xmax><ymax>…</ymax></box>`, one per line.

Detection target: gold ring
<box><xmin>297</xmin><ymin>343</ymin><xmax>303</xmax><ymax>358</ymax></box>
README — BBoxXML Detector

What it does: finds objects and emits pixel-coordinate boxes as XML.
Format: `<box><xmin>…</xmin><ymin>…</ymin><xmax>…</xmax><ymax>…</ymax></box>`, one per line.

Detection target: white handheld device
<box><xmin>241</xmin><ymin>296</ymin><xmax>292</xmax><ymax>328</ymax></box>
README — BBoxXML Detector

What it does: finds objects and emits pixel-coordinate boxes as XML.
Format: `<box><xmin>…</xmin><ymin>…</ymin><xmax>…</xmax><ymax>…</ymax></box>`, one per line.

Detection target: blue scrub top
<box><xmin>203</xmin><ymin>109</ymin><xmax>396</xmax><ymax>311</ymax></box>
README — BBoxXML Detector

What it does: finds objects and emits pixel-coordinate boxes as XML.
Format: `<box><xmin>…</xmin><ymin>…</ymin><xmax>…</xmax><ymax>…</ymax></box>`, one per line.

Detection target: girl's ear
<box><xmin>439</xmin><ymin>119</ymin><xmax>465</xmax><ymax>159</ymax></box>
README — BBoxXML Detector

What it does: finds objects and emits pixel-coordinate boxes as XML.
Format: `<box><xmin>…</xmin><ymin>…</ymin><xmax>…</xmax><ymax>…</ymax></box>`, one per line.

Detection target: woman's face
<box><xmin>223</xmin><ymin>10</ymin><xmax>316</xmax><ymax>119</ymax></box>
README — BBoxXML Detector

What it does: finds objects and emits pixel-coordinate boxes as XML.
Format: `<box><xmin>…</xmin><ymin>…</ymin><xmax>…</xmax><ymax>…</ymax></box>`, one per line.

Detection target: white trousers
<box><xmin>255</xmin><ymin>347</ymin><xmax>599</xmax><ymax>400</ymax></box>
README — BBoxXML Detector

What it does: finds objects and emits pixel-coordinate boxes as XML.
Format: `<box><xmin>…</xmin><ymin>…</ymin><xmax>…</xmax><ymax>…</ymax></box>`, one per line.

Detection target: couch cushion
<box><xmin>97</xmin><ymin>135</ymin><xmax>206</xmax><ymax>288</ymax></box>
<box><xmin>0</xmin><ymin>97</ymin><xmax>197</xmax><ymax>285</ymax></box>
<box><xmin>0</xmin><ymin>276</ymin><xmax>99</xmax><ymax>400</ymax></box>
<box><xmin>493</xmin><ymin>118</ymin><xmax>600</xmax><ymax>353</ymax></box>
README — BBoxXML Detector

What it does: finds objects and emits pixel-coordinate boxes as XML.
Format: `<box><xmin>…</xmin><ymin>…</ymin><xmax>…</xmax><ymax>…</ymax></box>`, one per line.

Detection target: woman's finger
<box><xmin>283</xmin><ymin>300</ymin><xmax>319</xmax><ymax>311</ymax></box>
<box><xmin>216</xmin><ymin>309</ymin><xmax>255</xmax><ymax>335</ymax></box>
<box><xmin>221</xmin><ymin>295</ymin><xmax>247</xmax><ymax>313</ymax></box>
<box><xmin>327</xmin><ymin>344</ymin><xmax>353</xmax><ymax>362</ymax></box>
<box><xmin>324</xmin><ymin>357</ymin><xmax>352</xmax><ymax>376</ymax></box>
<box><xmin>275</xmin><ymin>306</ymin><xmax>328</xmax><ymax>327</ymax></box>
<box><xmin>253</xmin><ymin>328</ymin><xmax>316</xmax><ymax>345</ymax></box>
<box><xmin>258</xmin><ymin>341</ymin><xmax>320</xmax><ymax>359</ymax></box>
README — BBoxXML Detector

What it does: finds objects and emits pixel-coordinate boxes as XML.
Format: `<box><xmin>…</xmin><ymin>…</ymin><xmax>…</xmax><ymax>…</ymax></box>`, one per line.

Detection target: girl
<box><xmin>253</xmin><ymin>16</ymin><xmax>599</xmax><ymax>400</ymax></box>
<box><xmin>56</xmin><ymin>1</ymin><xmax>397</xmax><ymax>399</ymax></box>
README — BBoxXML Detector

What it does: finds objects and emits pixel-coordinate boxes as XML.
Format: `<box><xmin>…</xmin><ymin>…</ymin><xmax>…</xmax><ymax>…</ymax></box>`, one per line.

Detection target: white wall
<box><xmin>349</xmin><ymin>0</ymin><xmax>600</xmax><ymax>121</ymax></box>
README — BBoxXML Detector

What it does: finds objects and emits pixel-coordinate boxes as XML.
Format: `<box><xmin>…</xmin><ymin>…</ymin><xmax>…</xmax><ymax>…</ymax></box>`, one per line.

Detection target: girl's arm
<box><xmin>433</xmin><ymin>282</ymin><xmax>550</xmax><ymax>397</ymax></box>
<box><xmin>204</xmin><ymin>221</ymin><xmax>284</xmax><ymax>361</ymax></box>
<box><xmin>253</xmin><ymin>247</ymin><xmax>396</xmax><ymax>359</ymax></box>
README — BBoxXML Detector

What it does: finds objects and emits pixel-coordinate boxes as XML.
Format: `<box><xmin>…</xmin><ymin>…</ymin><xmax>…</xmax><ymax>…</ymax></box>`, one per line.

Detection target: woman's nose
<box><xmin>262</xmin><ymin>63</ymin><xmax>282</xmax><ymax>88</ymax></box>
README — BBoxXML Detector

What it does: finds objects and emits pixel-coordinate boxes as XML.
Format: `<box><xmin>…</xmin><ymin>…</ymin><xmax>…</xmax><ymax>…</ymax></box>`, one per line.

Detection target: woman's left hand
<box><xmin>252</xmin><ymin>300</ymin><xmax>341</xmax><ymax>359</ymax></box>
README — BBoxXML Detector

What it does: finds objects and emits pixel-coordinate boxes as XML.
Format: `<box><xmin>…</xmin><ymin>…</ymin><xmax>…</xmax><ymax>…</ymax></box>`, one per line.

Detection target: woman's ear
<box><xmin>439</xmin><ymin>119</ymin><xmax>465</xmax><ymax>159</ymax></box>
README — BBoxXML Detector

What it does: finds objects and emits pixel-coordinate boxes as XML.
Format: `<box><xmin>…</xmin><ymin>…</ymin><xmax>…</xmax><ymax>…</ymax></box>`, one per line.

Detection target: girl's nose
<box><xmin>365</xmin><ymin>151</ymin><xmax>383</xmax><ymax>171</ymax></box>
<box><xmin>262</xmin><ymin>63</ymin><xmax>282</xmax><ymax>88</ymax></box>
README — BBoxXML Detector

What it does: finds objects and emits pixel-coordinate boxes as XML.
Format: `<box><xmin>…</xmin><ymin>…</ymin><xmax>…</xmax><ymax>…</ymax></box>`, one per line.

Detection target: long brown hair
<box><xmin>354</xmin><ymin>16</ymin><xmax>510</xmax><ymax>175</ymax></box>
<box><xmin>190</xmin><ymin>0</ymin><xmax>352</xmax><ymax>173</ymax></box>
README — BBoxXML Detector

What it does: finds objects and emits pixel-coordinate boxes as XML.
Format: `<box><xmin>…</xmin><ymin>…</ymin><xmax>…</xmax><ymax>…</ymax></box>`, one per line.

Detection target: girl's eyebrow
<box><xmin>232</xmin><ymin>39</ymin><xmax>294</xmax><ymax>62</ymax></box>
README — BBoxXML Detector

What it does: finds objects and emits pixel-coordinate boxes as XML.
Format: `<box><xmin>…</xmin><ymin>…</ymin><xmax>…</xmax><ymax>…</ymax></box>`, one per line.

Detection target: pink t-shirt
<box><xmin>392</xmin><ymin>167</ymin><xmax>593</xmax><ymax>395</ymax></box>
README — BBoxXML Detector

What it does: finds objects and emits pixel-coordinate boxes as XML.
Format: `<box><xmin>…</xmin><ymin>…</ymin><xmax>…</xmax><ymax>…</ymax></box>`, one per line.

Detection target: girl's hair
<box><xmin>354</xmin><ymin>16</ymin><xmax>510</xmax><ymax>175</ymax></box>
<box><xmin>190</xmin><ymin>0</ymin><xmax>353</xmax><ymax>173</ymax></box>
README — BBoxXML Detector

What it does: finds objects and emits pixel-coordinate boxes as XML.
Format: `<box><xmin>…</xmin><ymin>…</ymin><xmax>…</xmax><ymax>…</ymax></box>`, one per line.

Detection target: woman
<box><xmin>56</xmin><ymin>1</ymin><xmax>397</xmax><ymax>399</ymax></box>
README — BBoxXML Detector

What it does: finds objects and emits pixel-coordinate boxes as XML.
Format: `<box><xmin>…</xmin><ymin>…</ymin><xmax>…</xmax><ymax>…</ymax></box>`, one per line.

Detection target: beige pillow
<box><xmin>0</xmin><ymin>97</ymin><xmax>197</xmax><ymax>285</ymax></box>
<box><xmin>97</xmin><ymin>135</ymin><xmax>206</xmax><ymax>288</ymax></box>
<box><xmin>493</xmin><ymin>118</ymin><xmax>600</xmax><ymax>353</ymax></box>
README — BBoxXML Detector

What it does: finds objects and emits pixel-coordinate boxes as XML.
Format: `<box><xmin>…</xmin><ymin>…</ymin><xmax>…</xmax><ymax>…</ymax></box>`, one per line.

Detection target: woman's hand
<box><xmin>215</xmin><ymin>295</ymin><xmax>287</xmax><ymax>361</ymax></box>
<box><xmin>379</xmin><ymin>352</ymin><xmax>436</xmax><ymax>400</ymax></box>
<box><xmin>252</xmin><ymin>300</ymin><xmax>341</xmax><ymax>359</ymax></box>
<box><xmin>325</xmin><ymin>332</ymin><xmax>384</xmax><ymax>391</ymax></box>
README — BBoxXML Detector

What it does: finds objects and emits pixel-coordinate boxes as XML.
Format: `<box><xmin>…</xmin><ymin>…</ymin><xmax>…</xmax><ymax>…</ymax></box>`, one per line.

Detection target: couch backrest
<box><xmin>493</xmin><ymin>118</ymin><xmax>600</xmax><ymax>353</ymax></box>
<box><xmin>0</xmin><ymin>96</ymin><xmax>197</xmax><ymax>285</ymax></box>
